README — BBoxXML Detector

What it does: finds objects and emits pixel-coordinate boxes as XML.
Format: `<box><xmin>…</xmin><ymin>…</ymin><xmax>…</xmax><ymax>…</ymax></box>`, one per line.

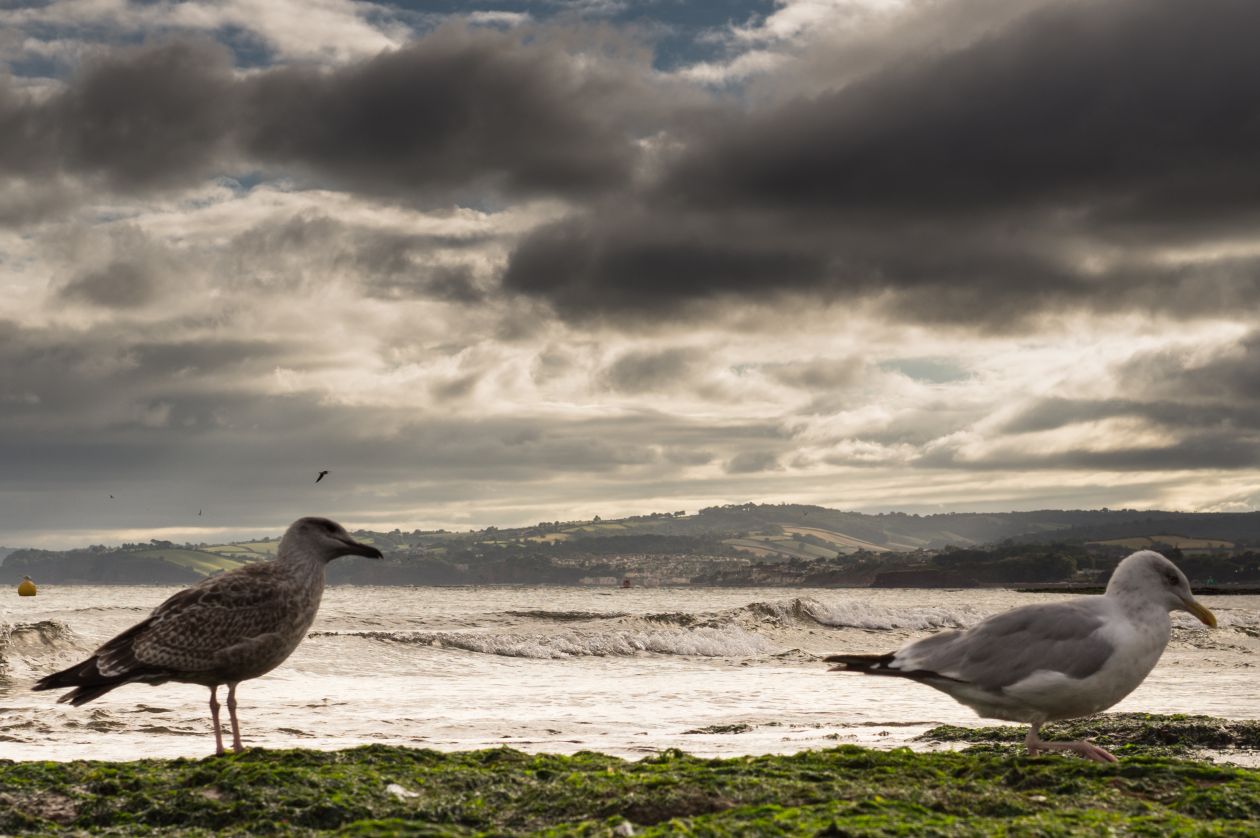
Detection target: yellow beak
<box><xmin>1182</xmin><ymin>597</ymin><xmax>1217</xmax><ymax>628</ymax></box>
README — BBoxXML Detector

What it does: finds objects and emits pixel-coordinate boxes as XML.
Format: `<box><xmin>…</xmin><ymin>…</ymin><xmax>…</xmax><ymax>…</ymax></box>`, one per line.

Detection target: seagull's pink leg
<box><xmin>1024</xmin><ymin>723</ymin><xmax>1042</xmax><ymax>756</ymax></box>
<box><xmin>226</xmin><ymin>682</ymin><xmax>243</xmax><ymax>752</ymax></box>
<box><xmin>1026</xmin><ymin>723</ymin><xmax>1117</xmax><ymax>763</ymax></box>
<box><xmin>209</xmin><ymin>686</ymin><xmax>225</xmax><ymax>756</ymax></box>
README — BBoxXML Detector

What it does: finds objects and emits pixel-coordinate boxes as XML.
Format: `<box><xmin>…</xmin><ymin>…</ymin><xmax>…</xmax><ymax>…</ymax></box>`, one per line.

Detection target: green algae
<box><xmin>920</xmin><ymin>712</ymin><xmax>1260</xmax><ymax>758</ymax></box>
<box><xmin>681</xmin><ymin>723</ymin><xmax>755</xmax><ymax>735</ymax></box>
<box><xmin>4</xmin><ymin>736</ymin><xmax>1260</xmax><ymax>835</ymax></box>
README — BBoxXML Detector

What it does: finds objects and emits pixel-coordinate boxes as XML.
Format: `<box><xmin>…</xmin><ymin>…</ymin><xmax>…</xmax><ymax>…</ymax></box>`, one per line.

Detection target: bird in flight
<box><xmin>315</xmin><ymin>470</ymin><xmax>329</xmax><ymax>483</ymax></box>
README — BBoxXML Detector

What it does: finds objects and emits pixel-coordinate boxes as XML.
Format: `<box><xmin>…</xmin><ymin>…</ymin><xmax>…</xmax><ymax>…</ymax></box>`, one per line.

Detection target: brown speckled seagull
<box><xmin>33</xmin><ymin>517</ymin><xmax>382</xmax><ymax>755</ymax></box>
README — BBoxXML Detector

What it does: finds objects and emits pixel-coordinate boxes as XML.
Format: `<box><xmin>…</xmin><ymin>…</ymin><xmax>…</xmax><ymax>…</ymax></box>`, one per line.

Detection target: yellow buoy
<box><xmin>17</xmin><ymin>576</ymin><xmax>36</xmax><ymax>596</ymax></box>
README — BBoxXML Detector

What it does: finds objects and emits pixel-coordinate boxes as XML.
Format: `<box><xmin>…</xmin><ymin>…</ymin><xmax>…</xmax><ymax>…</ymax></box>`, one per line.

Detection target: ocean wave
<box><xmin>502</xmin><ymin>610</ymin><xmax>630</xmax><ymax>622</ymax></box>
<box><xmin>0</xmin><ymin>620</ymin><xmax>81</xmax><ymax>678</ymax></box>
<box><xmin>641</xmin><ymin>598</ymin><xmax>980</xmax><ymax>632</ymax></box>
<box><xmin>310</xmin><ymin>626</ymin><xmax>774</xmax><ymax>659</ymax></box>
<box><xmin>304</xmin><ymin>596</ymin><xmax>985</xmax><ymax>660</ymax></box>
<box><xmin>779</xmin><ymin>598</ymin><xmax>980</xmax><ymax>631</ymax></box>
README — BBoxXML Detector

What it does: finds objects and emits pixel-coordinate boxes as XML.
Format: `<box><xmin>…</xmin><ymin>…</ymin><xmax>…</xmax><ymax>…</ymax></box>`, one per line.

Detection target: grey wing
<box><xmin>126</xmin><ymin>566</ymin><xmax>293</xmax><ymax>672</ymax></box>
<box><xmin>895</xmin><ymin>600</ymin><xmax>1113</xmax><ymax>692</ymax></box>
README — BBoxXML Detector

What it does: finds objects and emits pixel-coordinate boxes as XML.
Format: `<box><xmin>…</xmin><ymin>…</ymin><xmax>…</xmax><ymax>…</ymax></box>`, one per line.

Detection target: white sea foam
<box><xmin>311</xmin><ymin>625</ymin><xmax>775</xmax><ymax>659</ymax></box>
<box><xmin>723</xmin><ymin>597</ymin><xmax>982</xmax><ymax>632</ymax></box>
<box><xmin>0</xmin><ymin>619</ymin><xmax>81</xmax><ymax>679</ymax></box>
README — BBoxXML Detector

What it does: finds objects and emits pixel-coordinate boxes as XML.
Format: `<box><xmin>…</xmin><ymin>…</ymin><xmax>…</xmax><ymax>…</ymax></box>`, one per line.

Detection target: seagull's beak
<box><xmin>337</xmin><ymin>536</ymin><xmax>383</xmax><ymax>560</ymax></box>
<box><xmin>1181</xmin><ymin>596</ymin><xmax>1216</xmax><ymax>627</ymax></box>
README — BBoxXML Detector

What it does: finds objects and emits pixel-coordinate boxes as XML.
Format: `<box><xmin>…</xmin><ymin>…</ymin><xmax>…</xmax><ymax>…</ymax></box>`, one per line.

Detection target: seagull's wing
<box><xmin>828</xmin><ymin>600</ymin><xmax>1114</xmax><ymax>692</ymax></box>
<box><xmin>893</xmin><ymin>600</ymin><xmax>1114</xmax><ymax>691</ymax></box>
<box><xmin>33</xmin><ymin>563</ymin><xmax>295</xmax><ymax>704</ymax></box>
<box><xmin>124</xmin><ymin>564</ymin><xmax>295</xmax><ymax>673</ymax></box>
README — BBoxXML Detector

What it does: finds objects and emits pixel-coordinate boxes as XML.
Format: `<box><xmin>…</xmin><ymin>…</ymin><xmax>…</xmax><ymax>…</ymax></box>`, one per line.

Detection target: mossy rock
<box><xmin>920</xmin><ymin>712</ymin><xmax>1260</xmax><ymax>757</ymax></box>
<box><xmin>3</xmin><ymin>738</ymin><xmax>1260</xmax><ymax>834</ymax></box>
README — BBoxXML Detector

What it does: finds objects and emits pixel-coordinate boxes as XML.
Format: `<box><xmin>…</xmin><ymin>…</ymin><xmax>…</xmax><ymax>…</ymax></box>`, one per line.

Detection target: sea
<box><xmin>2</xmin><ymin>586</ymin><xmax>1257</xmax><ymax>762</ymax></box>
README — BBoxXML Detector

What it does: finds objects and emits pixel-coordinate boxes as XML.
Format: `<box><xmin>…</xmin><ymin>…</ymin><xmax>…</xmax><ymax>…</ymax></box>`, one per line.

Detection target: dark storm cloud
<box><xmin>53</xmin><ymin>40</ymin><xmax>238</xmax><ymax>189</ymax></box>
<box><xmin>240</xmin><ymin>29</ymin><xmax>639</xmax><ymax>198</ymax></box>
<box><xmin>0</xmin><ymin>41</ymin><xmax>237</xmax><ymax>190</ymax></box>
<box><xmin>504</xmin><ymin>0</ymin><xmax>1260</xmax><ymax>327</ymax></box>
<box><xmin>671</xmin><ymin>0</ymin><xmax>1260</xmax><ymax>218</ymax></box>
<box><xmin>0</xmin><ymin>27</ymin><xmax>647</xmax><ymax>212</ymax></box>
<box><xmin>502</xmin><ymin>212</ymin><xmax>832</xmax><ymax>321</ymax></box>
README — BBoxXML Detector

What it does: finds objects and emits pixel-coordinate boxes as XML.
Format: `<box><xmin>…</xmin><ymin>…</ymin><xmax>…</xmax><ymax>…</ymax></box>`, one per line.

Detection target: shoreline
<box><xmin>4</xmin><ymin>714</ymin><xmax>1260</xmax><ymax>835</ymax></box>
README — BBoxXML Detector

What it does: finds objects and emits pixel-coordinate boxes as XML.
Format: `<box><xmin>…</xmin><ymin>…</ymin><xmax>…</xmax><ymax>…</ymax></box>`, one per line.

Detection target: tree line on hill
<box><xmin>10</xmin><ymin>503</ymin><xmax>1260</xmax><ymax>586</ymax></box>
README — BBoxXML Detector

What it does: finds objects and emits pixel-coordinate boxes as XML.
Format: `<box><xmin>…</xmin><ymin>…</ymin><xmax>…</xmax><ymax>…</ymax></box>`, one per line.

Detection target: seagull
<box><xmin>315</xmin><ymin>470</ymin><xmax>329</xmax><ymax>483</ymax></box>
<box><xmin>33</xmin><ymin>517</ymin><xmax>382</xmax><ymax>755</ymax></box>
<box><xmin>826</xmin><ymin>550</ymin><xmax>1216</xmax><ymax>762</ymax></box>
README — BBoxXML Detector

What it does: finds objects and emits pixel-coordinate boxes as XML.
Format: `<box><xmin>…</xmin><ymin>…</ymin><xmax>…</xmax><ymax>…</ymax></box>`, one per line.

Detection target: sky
<box><xmin>3</xmin><ymin>0</ymin><xmax>1260</xmax><ymax>548</ymax></box>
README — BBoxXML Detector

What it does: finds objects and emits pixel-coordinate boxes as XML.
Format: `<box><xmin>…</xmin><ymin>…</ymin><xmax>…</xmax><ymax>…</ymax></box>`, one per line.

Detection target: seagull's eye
<box><xmin>1164</xmin><ymin>571</ymin><xmax>1179</xmax><ymax>586</ymax></box>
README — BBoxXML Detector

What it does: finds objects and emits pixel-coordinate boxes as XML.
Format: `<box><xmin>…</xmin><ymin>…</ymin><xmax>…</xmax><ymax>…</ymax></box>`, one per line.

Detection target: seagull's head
<box><xmin>1107</xmin><ymin>550</ymin><xmax>1216</xmax><ymax>626</ymax></box>
<box><xmin>283</xmin><ymin>517</ymin><xmax>384</xmax><ymax>563</ymax></box>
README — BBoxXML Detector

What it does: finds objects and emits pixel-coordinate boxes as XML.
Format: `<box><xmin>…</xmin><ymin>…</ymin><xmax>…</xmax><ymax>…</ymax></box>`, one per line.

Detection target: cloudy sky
<box><xmin>3</xmin><ymin>0</ymin><xmax>1260</xmax><ymax>547</ymax></box>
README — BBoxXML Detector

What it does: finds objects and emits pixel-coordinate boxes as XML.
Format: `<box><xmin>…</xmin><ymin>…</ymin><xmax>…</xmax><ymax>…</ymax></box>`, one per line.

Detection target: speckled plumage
<box><xmin>34</xmin><ymin>516</ymin><xmax>382</xmax><ymax>754</ymax></box>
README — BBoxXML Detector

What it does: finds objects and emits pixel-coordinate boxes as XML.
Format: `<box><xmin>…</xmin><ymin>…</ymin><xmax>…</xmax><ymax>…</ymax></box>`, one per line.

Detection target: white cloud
<box><xmin>1</xmin><ymin>0</ymin><xmax>405</xmax><ymax>63</ymax></box>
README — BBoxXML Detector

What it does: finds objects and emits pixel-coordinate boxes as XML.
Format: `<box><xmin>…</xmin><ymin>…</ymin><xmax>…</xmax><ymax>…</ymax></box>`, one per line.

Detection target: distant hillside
<box><xmin>540</xmin><ymin>504</ymin><xmax>1260</xmax><ymax>557</ymax></box>
<box><xmin>9</xmin><ymin>504</ymin><xmax>1260</xmax><ymax>586</ymax></box>
<box><xmin>3</xmin><ymin>539</ymin><xmax>275</xmax><ymax>585</ymax></box>
<box><xmin>1011</xmin><ymin>512</ymin><xmax>1260</xmax><ymax>547</ymax></box>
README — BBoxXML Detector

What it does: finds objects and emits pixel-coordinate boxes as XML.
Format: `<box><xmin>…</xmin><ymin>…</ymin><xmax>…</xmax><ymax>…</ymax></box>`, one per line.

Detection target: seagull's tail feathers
<box><xmin>825</xmin><ymin>652</ymin><xmax>899</xmax><ymax>674</ymax></box>
<box><xmin>825</xmin><ymin>652</ymin><xmax>965</xmax><ymax>684</ymax></box>
<box><xmin>33</xmin><ymin>621</ymin><xmax>169</xmax><ymax>706</ymax></box>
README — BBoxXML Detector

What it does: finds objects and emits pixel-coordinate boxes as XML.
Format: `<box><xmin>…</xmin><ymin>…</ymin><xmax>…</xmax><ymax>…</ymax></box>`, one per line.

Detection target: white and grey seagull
<box><xmin>826</xmin><ymin>550</ymin><xmax>1216</xmax><ymax>762</ymax></box>
<box><xmin>34</xmin><ymin>516</ymin><xmax>382</xmax><ymax>755</ymax></box>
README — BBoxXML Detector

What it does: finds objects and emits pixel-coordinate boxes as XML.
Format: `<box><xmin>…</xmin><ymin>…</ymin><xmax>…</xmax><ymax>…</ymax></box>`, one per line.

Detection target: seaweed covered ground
<box><xmin>918</xmin><ymin>712</ymin><xmax>1260</xmax><ymax>759</ymax></box>
<box><xmin>4</xmin><ymin>714</ymin><xmax>1260</xmax><ymax>835</ymax></box>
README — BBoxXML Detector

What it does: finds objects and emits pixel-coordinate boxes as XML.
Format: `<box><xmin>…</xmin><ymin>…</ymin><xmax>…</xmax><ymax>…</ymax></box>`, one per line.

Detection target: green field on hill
<box><xmin>126</xmin><ymin>548</ymin><xmax>253</xmax><ymax>577</ymax></box>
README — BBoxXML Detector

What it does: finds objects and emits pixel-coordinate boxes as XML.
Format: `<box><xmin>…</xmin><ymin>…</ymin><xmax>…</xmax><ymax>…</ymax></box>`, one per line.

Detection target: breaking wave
<box><xmin>0</xmin><ymin>620</ymin><xmax>81</xmax><ymax>679</ymax></box>
<box><xmin>310</xmin><ymin>624</ymin><xmax>774</xmax><ymax>659</ymax></box>
<box><xmin>502</xmin><ymin>610</ymin><xmax>631</xmax><ymax>622</ymax></box>
<box><xmin>309</xmin><ymin>596</ymin><xmax>984</xmax><ymax>660</ymax></box>
<box><xmin>641</xmin><ymin>597</ymin><xmax>981</xmax><ymax>632</ymax></box>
